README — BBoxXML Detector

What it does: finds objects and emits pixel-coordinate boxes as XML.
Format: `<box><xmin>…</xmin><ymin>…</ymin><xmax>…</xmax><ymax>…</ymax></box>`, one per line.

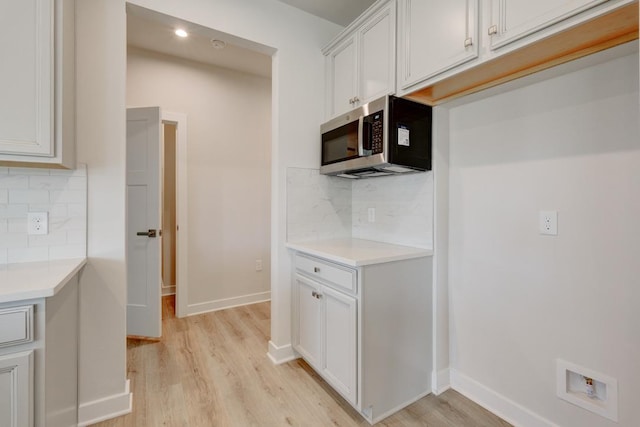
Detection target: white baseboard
<box><xmin>186</xmin><ymin>291</ymin><xmax>270</xmax><ymax>317</ymax></box>
<box><xmin>267</xmin><ymin>340</ymin><xmax>298</xmax><ymax>365</ymax></box>
<box><xmin>450</xmin><ymin>369</ymin><xmax>558</xmax><ymax>427</ymax></box>
<box><xmin>432</xmin><ymin>368</ymin><xmax>451</xmax><ymax>395</ymax></box>
<box><xmin>78</xmin><ymin>379</ymin><xmax>132</xmax><ymax>426</ymax></box>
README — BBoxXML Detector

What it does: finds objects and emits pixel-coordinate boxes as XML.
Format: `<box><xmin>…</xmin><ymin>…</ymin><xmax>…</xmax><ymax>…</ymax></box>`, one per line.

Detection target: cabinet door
<box><xmin>321</xmin><ymin>286</ymin><xmax>357</xmax><ymax>405</ymax></box>
<box><xmin>398</xmin><ymin>0</ymin><xmax>478</xmax><ymax>90</ymax></box>
<box><xmin>294</xmin><ymin>276</ymin><xmax>322</xmax><ymax>369</ymax></box>
<box><xmin>327</xmin><ymin>35</ymin><xmax>357</xmax><ymax>118</ymax></box>
<box><xmin>489</xmin><ymin>0</ymin><xmax>609</xmax><ymax>50</ymax></box>
<box><xmin>0</xmin><ymin>351</ymin><xmax>33</xmax><ymax>427</ymax></box>
<box><xmin>359</xmin><ymin>3</ymin><xmax>396</xmax><ymax>104</ymax></box>
<box><xmin>0</xmin><ymin>0</ymin><xmax>53</xmax><ymax>156</ymax></box>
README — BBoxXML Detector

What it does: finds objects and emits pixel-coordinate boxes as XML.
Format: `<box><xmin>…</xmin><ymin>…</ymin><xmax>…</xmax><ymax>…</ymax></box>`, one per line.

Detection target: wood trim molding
<box><xmin>406</xmin><ymin>2</ymin><xmax>639</xmax><ymax>106</ymax></box>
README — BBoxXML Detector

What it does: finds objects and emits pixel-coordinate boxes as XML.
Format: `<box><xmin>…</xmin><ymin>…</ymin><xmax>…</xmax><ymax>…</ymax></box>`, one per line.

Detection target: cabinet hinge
<box><xmin>464</xmin><ymin>37</ymin><xmax>473</xmax><ymax>48</ymax></box>
<box><xmin>488</xmin><ymin>25</ymin><xmax>498</xmax><ymax>36</ymax></box>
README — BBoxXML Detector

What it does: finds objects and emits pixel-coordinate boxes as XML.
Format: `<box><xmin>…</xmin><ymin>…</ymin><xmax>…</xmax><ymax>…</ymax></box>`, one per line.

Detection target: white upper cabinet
<box><xmin>358</xmin><ymin>6</ymin><xmax>395</xmax><ymax>105</ymax></box>
<box><xmin>0</xmin><ymin>0</ymin><xmax>75</xmax><ymax>168</ymax></box>
<box><xmin>398</xmin><ymin>0</ymin><xmax>479</xmax><ymax>90</ymax></box>
<box><xmin>488</xmin><ymin>0</ymin><xmax>610</xmax><ymax>50</ymax></box>
<box><xmin>327</xmin><ymin>36</ymin><xmax>358</xmax><ymax>120</ymax></box>
<box><xmin>324</xmin><ymin>0</ymin><xmax>396</xmax><ymax>119</ymax></box>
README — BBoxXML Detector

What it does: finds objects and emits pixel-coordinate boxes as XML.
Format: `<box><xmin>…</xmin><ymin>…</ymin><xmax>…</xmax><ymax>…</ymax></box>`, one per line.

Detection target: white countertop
<box><xmin>0</xmin><ymin>258</ymin><xmax>87</xmax><ymax>304</ymax></box>
<box><xmin>286</xmin><ymin>238</ymin><xmax>433</xmax><ymax>267</ymax></box>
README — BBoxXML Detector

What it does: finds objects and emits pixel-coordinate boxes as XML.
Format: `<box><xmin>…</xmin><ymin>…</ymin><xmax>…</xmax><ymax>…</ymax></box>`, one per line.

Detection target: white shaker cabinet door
<box><xmin>0</xmin><ymin>351</ymin><xmax>33</xmax><ymax>427</ymax></box>
<box><xmin>488</xmin><ymin>0</ymin><xmax>609</xmax><ymax>50</ymax></box>
<box><xmin>321</xmin><ymin>285</ymin><xmax>357</xmax><ymax>406</ymax></box>
<box><xmin>0</xmin><ymin>0</ymin><xmax>53</xmax><ymax>156</ymax></box>
<box><xmin>327</xmin><ymin>36</ymin><xmax>357</xmax><ymax>118</ymax></box>
<box><xmin>359</xmin><ymin>4</ymin><xmax>395</xmax><ymax>105</ymax></box>
<box><xmin>294</xmin><ymin>276</ymin><xmax>322</xmax><ymax>370</ymax></box>
<box><xmin>398</xmin><ymin>0</ymin><xmax>479</xmax><ymax>90</ymax></box>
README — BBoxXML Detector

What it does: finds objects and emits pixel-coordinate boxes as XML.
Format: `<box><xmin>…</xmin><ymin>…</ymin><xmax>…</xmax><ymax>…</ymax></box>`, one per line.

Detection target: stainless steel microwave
<box><xmin>320</xmin><ymin>95</ymin><xmax>432</xmax><ymax>178</ymax></box>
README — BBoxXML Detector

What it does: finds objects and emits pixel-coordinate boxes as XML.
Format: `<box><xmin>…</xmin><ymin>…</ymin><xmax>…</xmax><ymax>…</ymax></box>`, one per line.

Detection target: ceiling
<box><xmin>275</xmin><ymin>0</ymin><xmax>376</xmax><ymax>26</ymax></box>
<box><xmin>126</xmin><ymin>1</ymin><xmax>375</xmax><ymax>78</ymax></box>
<box><xmin>127</xmin><ymin>5</ymin><xmax>273</xmax><ymax>78</ymax></box>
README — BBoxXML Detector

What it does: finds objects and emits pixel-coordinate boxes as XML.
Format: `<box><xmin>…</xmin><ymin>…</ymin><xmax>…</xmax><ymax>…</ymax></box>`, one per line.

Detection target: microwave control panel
<box><xmin>368</xmin><ymin>111</ymin><xmax>384</xmax><ymax>154</ymax></box>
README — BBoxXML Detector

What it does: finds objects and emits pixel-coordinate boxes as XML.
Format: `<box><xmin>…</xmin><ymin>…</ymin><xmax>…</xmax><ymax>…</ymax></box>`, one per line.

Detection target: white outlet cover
<box><xmin>27</xmin><ymin>212</ymin><xmax>48</xmax><ymax>235</ymax></box>
<box><xmin>539</xmin><ymin>210</ymin><xmax>558</xmax><ymax>235</ymax></box>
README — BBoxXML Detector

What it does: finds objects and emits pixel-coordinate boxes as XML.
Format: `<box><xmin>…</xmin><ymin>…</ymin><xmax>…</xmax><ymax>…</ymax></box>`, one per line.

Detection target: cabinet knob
<box><xmin>464</xmin><ymin>37</ymin><xmax>473</xmax><ymax>48</ymax></box>
<box><xmin>314</xmin><ymin>267</ymin><xmax>320</xmax><ymax>273</ymax></box>
<box><xmin>488</xmin><ymin>25</ymin><xmax>498</xmax><ymax>36</ymax></box>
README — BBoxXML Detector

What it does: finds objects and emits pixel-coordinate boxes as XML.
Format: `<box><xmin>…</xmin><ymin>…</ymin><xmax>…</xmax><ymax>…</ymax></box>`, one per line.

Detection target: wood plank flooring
<box><xmin>92</xmin><ymin>296</ymin><xmax>511</xmax><ymax>427</ymax></box>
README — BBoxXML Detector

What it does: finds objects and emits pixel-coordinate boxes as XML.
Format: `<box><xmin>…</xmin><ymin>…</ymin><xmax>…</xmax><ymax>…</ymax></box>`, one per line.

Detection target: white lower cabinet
<box><xmin>0</xmin><ymin>275</ymin><xmax>79</xmax><ymax>427</ymax></box>
<box><xmin>0</xmin><ymin>350</ymin><xmax>33</xmax><ymax>427</ymax></box>
<box><xmin>295</xmin><ymin>274</ymin><xmax>357</xmax><ymax>404</ymax></box>
<box><xmin>292</xmin><ymin>251</ymin><xmax>432</xmax><ymax>424</ymax></box>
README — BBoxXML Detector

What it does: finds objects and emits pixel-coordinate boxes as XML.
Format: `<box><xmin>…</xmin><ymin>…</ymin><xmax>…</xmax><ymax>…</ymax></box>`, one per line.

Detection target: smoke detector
<box><xmin>210</xmin><ymin>39</ymin><xmax>226</xmax><ymax>49</ymax></box>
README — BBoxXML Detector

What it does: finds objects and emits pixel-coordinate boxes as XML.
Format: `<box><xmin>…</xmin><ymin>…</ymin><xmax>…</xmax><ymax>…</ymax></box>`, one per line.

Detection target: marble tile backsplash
<box><xmin>287</xmin><ymin>167</ymin><xmax>433</xmax><ymax>248</ymax></box>
<box><xmin>352</xmin><ymin>172</ymin><xmax>433</xmax><ymax>248</ymax></box>
<box><xmin>0</xmin><ymin>164</ymin><xmax>87</xmax><ymax>264</ymax></box>
<box><xmin>287</xmin><ymin>168</ymin><xmax>352</xmax><ymax>242</ymax></box>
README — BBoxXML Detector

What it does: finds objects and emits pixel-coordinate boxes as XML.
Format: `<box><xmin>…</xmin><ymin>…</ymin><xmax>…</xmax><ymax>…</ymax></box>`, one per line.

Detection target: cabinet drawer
<box><xmin>0</xmin><ymin>305</ymin><xmax>34</xmax><ymax>348</ymax></box>
<box><xmin>295</xmin><ymin>254</ymin><xmax>357</xmax><ymax>294</ymax></box>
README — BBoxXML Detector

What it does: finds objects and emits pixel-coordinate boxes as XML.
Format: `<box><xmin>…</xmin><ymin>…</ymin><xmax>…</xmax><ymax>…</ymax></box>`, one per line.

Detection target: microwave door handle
<box><xmin>357</xmin><ymin>115</ymin><xmax>364</xmax><ymax>157</ymax></box>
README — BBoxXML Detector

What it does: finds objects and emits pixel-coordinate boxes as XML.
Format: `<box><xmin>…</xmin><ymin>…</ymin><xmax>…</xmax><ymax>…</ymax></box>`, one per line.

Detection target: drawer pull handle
<box><xmin>313</xmin><ymin>267</ymin><xmax>320</xmax><ymax>273</ymax></box>
<box><xmin>310</xmin><ymin>291</ymin><xmax>323</xmax><ymax>300</ymax></box>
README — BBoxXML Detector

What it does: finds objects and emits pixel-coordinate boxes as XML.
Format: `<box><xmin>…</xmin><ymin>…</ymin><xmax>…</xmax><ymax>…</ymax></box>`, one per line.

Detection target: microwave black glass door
<box><xmin>321</xmin><ymin>120</ymin><xmax>359</xmax><ymax>166</ymax></box>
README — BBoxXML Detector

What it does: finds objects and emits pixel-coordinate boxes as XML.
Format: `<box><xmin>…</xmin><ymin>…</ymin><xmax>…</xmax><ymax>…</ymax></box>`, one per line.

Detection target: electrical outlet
<box><xmin>539</xmin><ymin>211</ymin><xmax>558</xmax><ymax>235</ymax></box>
<box><xmin>255</xmin><ymin>259</ymin><xmax>262</xmax><ymax>271</ymax></box>
<box><xmin>28</xmin><ymin>212</ymin><xmax>48</xmax><ymax>235</ymax></box>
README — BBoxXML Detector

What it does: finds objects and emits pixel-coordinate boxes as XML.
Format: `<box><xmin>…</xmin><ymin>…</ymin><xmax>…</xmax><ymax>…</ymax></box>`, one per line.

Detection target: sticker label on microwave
<box><xmin>398</xmin><ymin>126</ymin><xmax>410</xmax><ymax>147</ymax></box>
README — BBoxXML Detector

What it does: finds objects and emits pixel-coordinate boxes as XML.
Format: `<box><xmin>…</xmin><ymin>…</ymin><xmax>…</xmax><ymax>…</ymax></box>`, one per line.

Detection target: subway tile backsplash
<box><xmin>0</xmin><ymin>164</ymin><xmax>87</xmax><ymax>264</ymax></box>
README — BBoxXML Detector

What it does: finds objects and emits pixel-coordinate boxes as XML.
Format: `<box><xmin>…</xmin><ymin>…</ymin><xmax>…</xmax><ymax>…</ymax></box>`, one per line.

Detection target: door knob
<box><xmin>136</xmin><ymin>229</ymin><xmax>157</xmax><ymax>238</ymax></box>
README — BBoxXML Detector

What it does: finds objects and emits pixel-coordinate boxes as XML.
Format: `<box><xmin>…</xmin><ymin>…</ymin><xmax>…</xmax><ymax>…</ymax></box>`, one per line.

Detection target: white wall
<box><xmin>75</xmin><ymin>1</ymin><xmax>130</xmax><ymax>424</ymax></box>
<box><xmin>448</xmin><ymin>52</ymin><xmax>639</xmax><ymax>426</ymax></box>
<box><xmin>127</xmin><ymin>46</ymin><xmax>272</xmax><ymax>313</ymax></box>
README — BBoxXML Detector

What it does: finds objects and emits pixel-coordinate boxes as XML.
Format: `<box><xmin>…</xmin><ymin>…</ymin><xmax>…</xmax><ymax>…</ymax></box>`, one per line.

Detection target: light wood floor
<box><xmin>92</xmin><ymin>296</ymin><xmax>511</xmax><ymax>427</ymax></box>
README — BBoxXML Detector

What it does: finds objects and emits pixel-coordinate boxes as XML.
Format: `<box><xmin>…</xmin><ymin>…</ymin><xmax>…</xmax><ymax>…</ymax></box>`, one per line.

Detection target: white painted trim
<box><xmin>267</xmin><ymin>340</ymin><xmax>298</xmax><ymax>365</ymax></box>
<box><xmin>431</xmin><ymin>368</ymin><xmax>451</xmax><ymax>395</ymax></box>
<box><xmin>450</xmin><ymin>370</ymin><xmax>558</xmax><ymax>427</ymax></box>
<box><xmin>78</xmin><ymin>379</ymin><xmax>132</xmax><ymax>427</ymax></box>
<box><xmin>186</xmin><ymin>291</ymin><xmax>271</xmax><ymax>317</ymax></box>
<box><xmin>161</xmin><ymin>112</ymin><xmax>188</xmax><ymax>319</ymax></box>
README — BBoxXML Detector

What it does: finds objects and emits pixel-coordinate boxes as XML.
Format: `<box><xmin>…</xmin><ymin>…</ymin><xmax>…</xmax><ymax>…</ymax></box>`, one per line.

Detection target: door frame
<box><xmin>162</xmin><ymin>111</ymin><xmax>188</xmax><ymax>318</ymax></box>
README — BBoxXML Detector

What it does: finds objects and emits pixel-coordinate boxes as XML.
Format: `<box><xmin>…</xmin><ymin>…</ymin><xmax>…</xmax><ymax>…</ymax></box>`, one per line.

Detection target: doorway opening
<box><xmin>161</xmin><ymin>122</ymin><xmax>177</xmax><ymax>299</ymax></box>
<box><xmin>126</xmin><ymin>4</ymin><xmax>273</xmax><ymax>339</ymax></box>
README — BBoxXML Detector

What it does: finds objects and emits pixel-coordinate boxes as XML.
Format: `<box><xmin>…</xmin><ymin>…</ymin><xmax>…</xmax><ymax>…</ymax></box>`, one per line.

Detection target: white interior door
<box><xmin>126</xmin><ymin>107</ymin><xmax>162</xmax><ymax>338</ymax></box>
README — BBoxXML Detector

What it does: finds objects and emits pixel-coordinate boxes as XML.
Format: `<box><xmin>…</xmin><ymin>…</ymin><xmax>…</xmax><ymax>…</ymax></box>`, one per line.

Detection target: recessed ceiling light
<box><xmin>175</xmin><ymin>29</ymin><xmax>188</xmax><ymax>38</ymax></box>
<box><xmin>210</xmin><ymin>39</ymin><xmax>226</xmax><ymax>49</ymax></box>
